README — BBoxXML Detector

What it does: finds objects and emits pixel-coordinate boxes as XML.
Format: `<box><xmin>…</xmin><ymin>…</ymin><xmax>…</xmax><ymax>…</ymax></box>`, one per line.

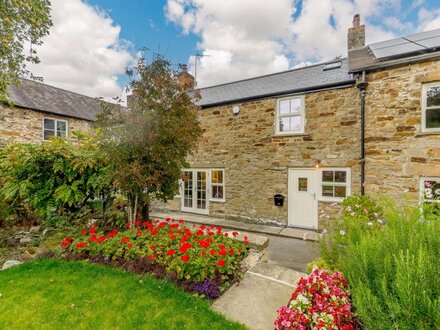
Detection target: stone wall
<box><xmin>0</xmin><ymin>105</ymin><xmax>91</xmax><ymax>144</ymax></box>
<box><xmin>158</xmin><ymin>86</ymin><xmax>361</xmax><ymax>228</ymax></box>
<box><xmin>364</xmin><ymin>59</ymin><xmax>440</xmax><ymax>203</ymax></box>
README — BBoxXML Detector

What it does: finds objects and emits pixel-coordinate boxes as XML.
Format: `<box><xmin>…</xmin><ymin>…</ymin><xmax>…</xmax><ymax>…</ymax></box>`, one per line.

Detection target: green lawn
<box><xmin>0</xmin><ymin>259</ymin><xmax>245</xmax><ymax>330</ymax></box>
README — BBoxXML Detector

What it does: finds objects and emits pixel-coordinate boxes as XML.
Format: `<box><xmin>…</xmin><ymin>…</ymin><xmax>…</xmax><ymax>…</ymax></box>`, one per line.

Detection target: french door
<box><xmin>181</xmin><ymin>169</ymin><xmax>209</xmax><ymax>215</ymax></box>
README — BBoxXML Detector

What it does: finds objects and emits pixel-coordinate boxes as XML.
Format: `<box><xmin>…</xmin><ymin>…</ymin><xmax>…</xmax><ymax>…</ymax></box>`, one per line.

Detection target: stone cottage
<box><xmin>0</xmin><ymin>78</ymin><xmax>102</xmax><ymax>145</ymax></box>
<box><xmin>160</xmin><ymin>16</ymin><xmax>440</xmax><ymax>230</ymax></box>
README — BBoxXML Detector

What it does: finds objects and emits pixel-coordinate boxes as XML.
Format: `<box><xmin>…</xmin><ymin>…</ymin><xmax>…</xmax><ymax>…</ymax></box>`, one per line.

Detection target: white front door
<box><xmin>181</xmin><ymin>169</ymin><xmax>209</xmax><ymax>215</ymax></box>
<box><xmin>288</xmin><ymin>169</ymin><xmax>318</xmax><ymax>229</ymax></box>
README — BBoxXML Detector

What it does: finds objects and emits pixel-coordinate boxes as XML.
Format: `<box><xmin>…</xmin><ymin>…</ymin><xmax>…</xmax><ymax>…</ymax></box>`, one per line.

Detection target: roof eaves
<box><xmin>200</xmin><ymin>80</ymin><xmax>356</xmax><ymax>108</ymax></box>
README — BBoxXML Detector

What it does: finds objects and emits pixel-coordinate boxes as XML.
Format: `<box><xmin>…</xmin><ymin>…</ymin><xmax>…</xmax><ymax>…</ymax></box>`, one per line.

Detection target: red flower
<box><xmin>134</xmin><ymin>220</ymin><xmax>140</xmax><ymax>226</ymax></box>
<box><xmin>224</xmin><ymin>233</ymin><xmax>229</xmax><ymax>237</ymax></box>
<box><xmin>181</xmin><ymin>255</ymin><xmax>190</xmax><ymax>263</ymax></box>
<box><xmin>219</xmin><ymin>244</ymin><xmax>225</xmax><ymax>250</ymax></box>
<box><xmin>196</xmin><ymin>229</ymin><xmax>204</xmax><ymax>236</ymax></box>
<box><xmin>125</xmin><ymin>222</ymin><xmax>131</xmax><ymax>228</ymax></box>
<box><xmin>167</xmin><ymin>249</ymin><xmax>176</xmax><ymax>256</ymax></box>
<box><xmin>201</xmin><ymin>251</ymin><xmax>207</xmax><ymax>256</ymax></box>
<box><xmin>150</xmin><ymin>244</ymin><xmax>155</xmax><ymax>250</ymax></box>
<box><xmin>207</xmin><ymin>231</ymin><xmax>214</xmax><ymax>236</ymax></box>
<box><xmin>232</xmin><ymin>231</ymin><xmax>238</xmax><ymax>237</ymax></box>
<box><xmin>136</xmin><ymin>230</ymin><xmax>142</xmax><ymax>236</ymax></box>
<box><xmin>170</xmin><ymin>235</ymin><xmax>177</xmax><ymax>240</ymax></box>
<box><xmin>142</xmin><ymin>221</ymin><xmax>150</xmax><ymax>227</ymax></box>
<box><xmin>180</xmin><ymin>242</ymin><xmax>192</xmax><ymax>253</ymax></box>
<box><xmin>60</xmin><ymin>237</ymin><xmax>72</xmax><ymax>247</ymax></box>
<box><xmin>165</xmin><ymin>217</ymin><xmax>171</xmax><ymax>221</ymax></box>
<box><xmin>217</xmin><ymin>259</ymin><xmax>226</xmax><ymax>267</ymax></box>
<box><xmin>148</xmin><ymin>254</ymin><xmax>156</xmax><ymax>259</ymax></box>
<box><xmin>150</xmin><ymin>229</ymin><xmax>159</xmax><ymax>235</ymax></box>
<box><xmin>178</xmin><ymin>219</ymin><xmax>185</xmax><ymax>224</ymax></box>
<box><xmin>170</xmin><ymin>223</ymin><xmax>179</xmax><ymax>229</ymax></box>
<box><xmin>210</xmin><ymin>249</ymin><xmax>217</xmax><ymax>256</ymax></box>
<box><xmin>81</xmin><ymin>230</ymin><xmax>87</xmax><ymax>235</ymax></box>
<box><xmin>229</xmin><ymin>249</ymin><xmax>235</xmax><ymax>255</ymax></box>
<box><xmin>121</xmin><ymin>236</ymin><xmax>130</xmax><ymax>244</ymax></box>
<box><xmin>127</xmin><ymin>243</ymin><xmax>133</xmax><ymax>249</ymax></box>
<box><xmin>219</xmin><ymin>249</ymin><xmax>227</xmax><ymax>256</ymax></box>
<box><xmin>88</xmin><ymin>225</ymin><xmax>97</xmax><ymax>234</ymax></box>
<box><xmin>75</xmin><ymin>242</ymin><xmax>87</xmax><ymax>248</ymax></box>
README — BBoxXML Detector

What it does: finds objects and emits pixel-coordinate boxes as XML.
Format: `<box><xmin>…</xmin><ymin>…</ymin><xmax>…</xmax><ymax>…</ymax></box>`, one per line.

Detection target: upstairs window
<box><xmin>275</xmin><ymin>96</ymin><xmax>305</xmax><ymax>135</ymax></box>
<box><xmin>422</xmin><ymin>83</ymin><xmax>440</xmax><ymax>132</ymax></box>
<box><xmin>43</xmin><ymin>118</ymin><xmax>68</xmax><ymax>140</ymax></box>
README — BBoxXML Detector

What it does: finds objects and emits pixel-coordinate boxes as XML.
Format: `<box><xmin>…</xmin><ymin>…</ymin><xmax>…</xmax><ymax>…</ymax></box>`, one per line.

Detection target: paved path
<box><xmin>212</xmin><ymin>262</ymin><xmax>305</xmax><ymax>330</ymax></box>
<box><xmin>151</xmin><ymin>211</ymin><xmax>322</xmax><ymax>241</ymax></box>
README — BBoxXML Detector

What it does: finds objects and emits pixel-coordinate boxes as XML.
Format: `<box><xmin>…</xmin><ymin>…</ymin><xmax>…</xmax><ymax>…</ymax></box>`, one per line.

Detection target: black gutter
<box><xmin>357</xmin><ymin>80</ymin><xmax>368</xmax><ymax>196</ymax></box>
<box><xmin>199</xmin><ymin>80</ymin><xmax>356</xmax><ymax>109</ymax></box>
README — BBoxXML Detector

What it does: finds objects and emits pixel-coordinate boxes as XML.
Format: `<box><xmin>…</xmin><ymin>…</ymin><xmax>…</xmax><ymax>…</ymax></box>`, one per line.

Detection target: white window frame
<box><xmin>210</xmin><ymin>169</ymin><xmax>225</xmax><ymax>202</ymax></box>
<box><xmin>419</xmin><ymin>176</ymin><xmax>440</xmax><ymax>204</ymax></box>
<box><xmin>318</xmin><ymin>167</ymin><xmax>351</xmax><ymax>202</ymax></box>
<box><xmin>421</xmin><ymin>82</ymin><xmax>440</xmax><ymax>133</ymax></box>
<box><xmin>275</xmin><ymin>95</ymin><xmax>305</xmax><ymax>135</ymax></box>
<box><xmin>43</xmin><ymin>117</ymin><xmax>68</xmax><ymax>141</ymax></box>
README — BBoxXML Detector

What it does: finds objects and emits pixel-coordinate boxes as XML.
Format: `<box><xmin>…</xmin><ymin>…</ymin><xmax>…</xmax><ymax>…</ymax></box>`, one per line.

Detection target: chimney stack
<box><xmin>177</xmin><ymin>63</ymin><xmax>195</xmax><ymax>91</ymax></box>
<box><xmin>348</xmin><ymin>14</ymin><xmax>365</xmax><ymax>50</ymax></box>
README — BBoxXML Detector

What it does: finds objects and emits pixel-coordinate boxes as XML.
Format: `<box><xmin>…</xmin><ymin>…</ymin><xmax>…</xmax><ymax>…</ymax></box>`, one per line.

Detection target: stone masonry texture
<box><xmin>0</xmin><ymin>105</ymin><xmax>91</xmax><ymax>144</ymax></box>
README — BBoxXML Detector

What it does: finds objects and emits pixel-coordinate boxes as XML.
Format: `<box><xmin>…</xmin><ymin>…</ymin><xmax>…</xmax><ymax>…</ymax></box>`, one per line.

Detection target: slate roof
<box><xmin>196</xmin><ymin>59</ymin><xmax>355</xmax><ymax>107</ymax></box>
<box><xmin>348</xmin><ymin>28</ymin><xmax>440</xmax><ymax>73</ymax></box>
<box><xmin>5</xmin><ymin>79</ymin><xmax>104</xmax><ymax>121</ymax></box>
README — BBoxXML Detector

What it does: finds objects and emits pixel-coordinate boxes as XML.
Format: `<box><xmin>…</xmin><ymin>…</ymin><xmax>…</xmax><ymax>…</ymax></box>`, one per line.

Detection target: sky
<box><xmin>26</xmin><ymin>0</ymin><xmax>440</xmax><ymax>101</ymax></box>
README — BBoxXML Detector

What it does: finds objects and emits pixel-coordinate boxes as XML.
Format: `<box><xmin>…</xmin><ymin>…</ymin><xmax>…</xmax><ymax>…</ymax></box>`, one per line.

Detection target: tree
<box><xmin>95</xmin><ymin>57</ymin><xmax>202</xmax><ymax>226</ymax></box>
<box><xmin>0</xmin><ymin>0</ymin><xmax>52</xmax><ymax>102</ymax></box>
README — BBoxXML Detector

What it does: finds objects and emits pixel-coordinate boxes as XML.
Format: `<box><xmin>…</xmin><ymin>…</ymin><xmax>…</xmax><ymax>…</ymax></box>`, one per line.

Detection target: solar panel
<box><xmin>369</xmin><ymin>28</ymin><xmax>440</xmax><ymax>59</ymax></box>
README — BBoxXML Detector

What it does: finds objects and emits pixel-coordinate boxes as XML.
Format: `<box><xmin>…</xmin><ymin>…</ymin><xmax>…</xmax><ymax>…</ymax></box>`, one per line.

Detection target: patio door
<box><xmin>181</xmin><ymin>169</ymin><xmax>209</xmax><ymax>215</ymax></box>
<box><xmin>288</xmin><ymin>169</ymin><xmax>318</xmax><ymax>229</ymax></box>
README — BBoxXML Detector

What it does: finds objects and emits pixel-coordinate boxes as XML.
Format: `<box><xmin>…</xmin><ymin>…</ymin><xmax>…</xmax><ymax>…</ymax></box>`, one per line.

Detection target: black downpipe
<box><xmin>357</xmin><ymin>79</ymin><xmax>368</xmax><ymax>196</ymax></box>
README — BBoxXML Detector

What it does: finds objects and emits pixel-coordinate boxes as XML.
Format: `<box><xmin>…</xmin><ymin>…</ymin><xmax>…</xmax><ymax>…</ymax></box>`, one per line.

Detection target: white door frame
<box><xmin>181</xmin><ymin>169</ymin><xmax>210</xmax><ymax>215</ymax></box>
<box><xmin>288</xmin><ymin>168</ymin><xmax>318</xmax><ymax>229</ymax></box>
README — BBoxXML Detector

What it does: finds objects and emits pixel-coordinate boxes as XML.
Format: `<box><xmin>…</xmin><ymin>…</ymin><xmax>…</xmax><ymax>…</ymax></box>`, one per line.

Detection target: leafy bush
<box><xmin>60</xmin><ymin>218</ymin><xmax>248</xmax><ymax>297</ymax></box>
<box><xmin>0</xmin><ymin>135</ymin><xmax>112</xmax><ymax>227</ymax></box>
<box><xmin>274</xmin><ymin>269</ymin><xmax>357</xmax><ymax>329</ymax></box>
<box><xmin>321</xmin><ymin>195</ymin><xmax>384</xmax><ymax>267</ymax></box>
<box><xmin>322</xmin><ymin>201</ymin><xmax>440</xmax><ymax>329</ymax></box>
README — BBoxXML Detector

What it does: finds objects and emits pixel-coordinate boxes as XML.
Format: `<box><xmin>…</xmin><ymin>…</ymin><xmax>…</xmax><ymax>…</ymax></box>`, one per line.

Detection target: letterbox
<box><xmin>274</xmin><ymin>194</ymin><xmax>284</xmax><ymax>207</ymax></box>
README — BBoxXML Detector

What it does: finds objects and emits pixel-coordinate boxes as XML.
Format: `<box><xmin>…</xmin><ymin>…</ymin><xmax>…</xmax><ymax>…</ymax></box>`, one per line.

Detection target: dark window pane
<box><xmin>57</xmin><ymin>121</ymin><xmax>67</xmax><ymax>137</ymax></box>
<box><xmin>426</xmin><ymin>108</ymin><xmax>440</xmax><ymax>129</ymax></box>
<box><xmin>335</xmin><ymin>186</ymin><xmax>347</xmax><ymax>198</ymax></box>
<box><xmin>298</xmin><ymin>178</ymin><xmax>308</xmax><ymax>191</ymax></box>
<box><xmin>335</xmin><ymin>171</ymin><xmax>347</xmax><ymax>183</ymax></box>
<box><xmin>322</xmin><ymin>185</ymin><xmax>334</xmax><ymax>197</ymax></box>
<box><xmin>217</xmin><ymin>170</ymin><xmax>223</xmax><ymax>184</ymax></box>
<box><xmin>427</xmin><ymin>86</ymin><xmax>440</xmax><ymax>107</ymax></box>
<box><xmin>212</xmin><ymin>186</ymin><xmax>223</xmax><ymax>199</ymax></box>
<box><xmin>44</xmin><ymin>130</ymin><xmax>55</xmax><ymax>140</ymax></box>
<box><xmin>322</xmin><ymin>171</ymin><xmax>334</xmax><ymax>182</ymax></box>
<box><xmin>44</xmin><ymin>119</ymin><xmax>54</xmax><ymax>130</ymax></box>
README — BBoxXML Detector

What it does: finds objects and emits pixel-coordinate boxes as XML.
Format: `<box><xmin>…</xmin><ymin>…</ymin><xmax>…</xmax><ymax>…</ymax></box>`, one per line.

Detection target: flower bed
<box><xmin>60</xmin><ymin>218</ymin><xmax>248</xmax><ymax>298</ymax></box>
<box><xmin>274</xmin><ymin>269</ymin><xmax>357</xmax><ymax>330</ymax></box>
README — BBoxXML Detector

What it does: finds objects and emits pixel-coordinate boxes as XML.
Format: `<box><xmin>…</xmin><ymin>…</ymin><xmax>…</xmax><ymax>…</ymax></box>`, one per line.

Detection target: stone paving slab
<box><xmin>151</xmin><ymin>211</ymin><xmax>321</xmax><ymax>241</ymax></box>
<box><xmin>212</xmin><ymin>262</ymin><xmax>306</xmax><ymax>330</ymax></box>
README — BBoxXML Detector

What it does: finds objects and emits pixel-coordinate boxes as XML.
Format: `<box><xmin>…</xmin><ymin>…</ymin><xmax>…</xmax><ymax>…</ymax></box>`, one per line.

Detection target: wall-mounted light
<box><xmin>232</xmin><ymin>105</ymin><xmax>240</xmax><ymax>116</ymax></box>
<box><xmin>315</xmin><ymin>160</ymin><xmax>321</xmax><ymax>168</ymax></box>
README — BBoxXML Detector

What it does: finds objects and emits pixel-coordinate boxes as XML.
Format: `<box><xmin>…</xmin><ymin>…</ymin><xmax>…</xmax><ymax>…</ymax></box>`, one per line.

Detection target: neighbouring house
<box><xmin>157</xmin><ymin>15</ymin><xmax>440</xmax><ymax>230</ymax></box>
<box><xmin>0</xmin><ymin>78</ymin><xmax>103</xmax><ymax>145</ymax></box>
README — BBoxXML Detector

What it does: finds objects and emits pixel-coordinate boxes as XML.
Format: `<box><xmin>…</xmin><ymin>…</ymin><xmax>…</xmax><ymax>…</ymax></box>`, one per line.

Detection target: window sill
<box><xmin>209</xmin><ymin>199</ymin><xmax>225</xmax><ymax>203</ymax></box>
<box><xmin>273</xmin><ymin>132</ymin><xmax>311</xmax><ymax>138</ymax></box>
<box><xmin>415</xmin><ymin>131</ymin><xmax>440</xmax><ymax>137</ymax></box>
<box><xmin>317</xmin><ymin>198</ymin><xmax>344</xmax><ymax>203</ymax></box>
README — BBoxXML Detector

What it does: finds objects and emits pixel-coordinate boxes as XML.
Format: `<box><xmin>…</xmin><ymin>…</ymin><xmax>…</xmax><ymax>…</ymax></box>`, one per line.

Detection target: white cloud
<box><xmin>418</xmin><ymin>7</ymin><xmax>440</xmax><ymax>31</ymax></box>
<box><xmin>166</xmin><ymin>0</ymin><xmax>429</xmax><ymax>88</ymax></box>
<box><xmin>27</xmin><ymin>0</ymin><xmax>133</xmax><ymax>99</ymax></box>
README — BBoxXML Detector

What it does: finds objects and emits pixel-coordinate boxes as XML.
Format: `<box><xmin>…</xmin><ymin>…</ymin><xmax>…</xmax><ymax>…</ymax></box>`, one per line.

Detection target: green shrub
<box><xmin>322</xmin><ymin>201</ymin><xmax>440</xmax><ymax>329</ymax></box>
<box><xmin>0</xmin><ymin>135</ymin><xmax>113</xmax><ymax>227</ymax></box>
<box><xmin>321</xmin><ymin>195</ymin><xmax>384</xmax><ymax>266</ymax></box>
